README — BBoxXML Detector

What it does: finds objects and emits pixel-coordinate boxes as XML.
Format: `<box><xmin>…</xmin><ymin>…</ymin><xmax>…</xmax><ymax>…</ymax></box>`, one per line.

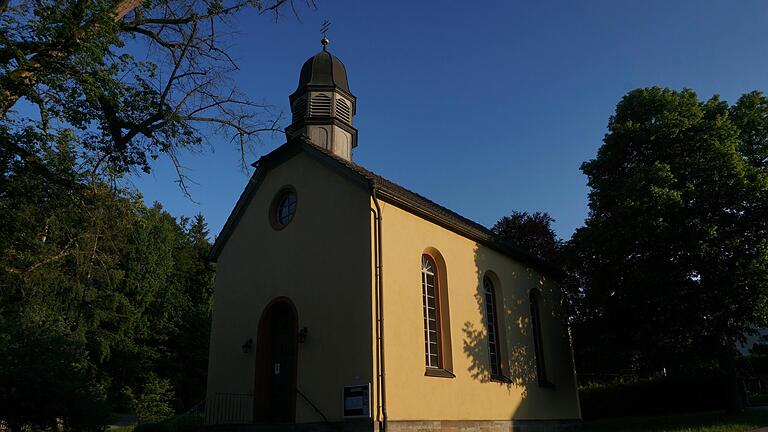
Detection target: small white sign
<box><xmin>343</xmin><ymin>384</ymin><xmax>370</xmax><ymax>418</ymax></box>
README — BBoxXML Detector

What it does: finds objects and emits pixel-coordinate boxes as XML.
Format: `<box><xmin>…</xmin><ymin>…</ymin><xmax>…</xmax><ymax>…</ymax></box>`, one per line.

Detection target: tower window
<box><xmin>310</xmin><ymin>93</ymin><xmax>332</xmax><ymax>116</ymax></box>
<box><xmin>421</xmin><ymin>254</ymin><xmax>441</xmax><ymax>369</ymax></box>
<box><xmin>335</xmin><ymin>98</ymin><xmax>351</xmax><ymax>123</ymax></box>
<box><xmin>483</xmin><ymin>276</ymin><xmax>502</xmax><ymax>377</ymax></box>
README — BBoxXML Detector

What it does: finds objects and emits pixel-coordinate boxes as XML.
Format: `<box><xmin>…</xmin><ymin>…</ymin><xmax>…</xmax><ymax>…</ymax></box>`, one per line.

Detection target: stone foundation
<box><xmin>207</xmin><ymin>419</ymin><xmax>581</xmax><ymax>432</ymax></box>
<box><xmin>207</xmin><ymin>420</ymin><xmax>373</xmax><ymax>432</ymax></box>
<box><xmin>385</xmin><ymin>420</ymin><xmax>580</xmax><ymax>432</ymax></box>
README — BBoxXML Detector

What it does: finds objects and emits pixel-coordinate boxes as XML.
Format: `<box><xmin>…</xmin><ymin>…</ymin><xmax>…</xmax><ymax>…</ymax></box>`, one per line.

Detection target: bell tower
<box><xmin>285</xmin><ymin>37</ymin><xmax>358</xmax><ymax>161</ymax></box>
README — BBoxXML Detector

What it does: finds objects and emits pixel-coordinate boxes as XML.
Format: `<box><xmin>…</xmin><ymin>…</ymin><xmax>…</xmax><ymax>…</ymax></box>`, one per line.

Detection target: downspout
<box><xmin>371</xmin><ymin>188</ymin><xmax>387</xmax><ymax>432</ymax></box>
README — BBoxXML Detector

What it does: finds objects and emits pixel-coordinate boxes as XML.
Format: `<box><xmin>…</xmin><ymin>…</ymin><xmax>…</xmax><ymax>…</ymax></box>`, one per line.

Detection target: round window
<box><xmin>271</xmin><ymin>188</ymin><xmax>297</xmax><ymax>229</ymax></box>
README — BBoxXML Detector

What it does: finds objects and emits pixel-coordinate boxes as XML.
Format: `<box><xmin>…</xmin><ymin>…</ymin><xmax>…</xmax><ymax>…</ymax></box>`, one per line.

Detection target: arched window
<box><xmin>483</xmin><ymin>276</ymin><xmax>502</xmax><ymax>377</ymax></box>
<box><xmin>422</xmin><ymin>254</ymin><xmax>441</xmax><ymax>368</ymax></box>
<box><xmin>530</xmin><ymin>289</ymin><xmax>548</xmax><ymax>386</ymax></box>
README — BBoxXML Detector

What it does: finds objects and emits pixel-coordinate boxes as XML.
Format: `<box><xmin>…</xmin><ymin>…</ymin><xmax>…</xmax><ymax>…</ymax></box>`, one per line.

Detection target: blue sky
<box><xmin>131</xmin><ymin>0</ymin><xmax>768</xmax><ymax>240</ymax></box>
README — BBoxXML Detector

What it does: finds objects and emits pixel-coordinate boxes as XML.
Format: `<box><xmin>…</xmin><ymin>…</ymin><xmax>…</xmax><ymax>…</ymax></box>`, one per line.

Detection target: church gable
<box><xmin>206</xmin><ymin>146</ymin><xmax>375</xmax><ymax>420</ymax></box>
<box><xmin>212</xmin><ymin>137</ymin><xmax>562</xmax><ymax>282</ymax></box>
<box><xmin>210</xmin><ymin>140</ymin><xmax>370</xmax><ymax>263</ymax></box>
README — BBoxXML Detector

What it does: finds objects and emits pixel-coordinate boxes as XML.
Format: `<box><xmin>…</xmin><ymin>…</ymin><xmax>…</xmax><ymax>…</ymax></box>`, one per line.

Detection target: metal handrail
<box><xmin>206</xmin><ymin>392</ymin><xmax>253</xmax><ymax>425</ymax></box>
<box><xmin>296</xmin><ymin>387</ymin><xmax>329</xmax><ymax>423</ymax></box>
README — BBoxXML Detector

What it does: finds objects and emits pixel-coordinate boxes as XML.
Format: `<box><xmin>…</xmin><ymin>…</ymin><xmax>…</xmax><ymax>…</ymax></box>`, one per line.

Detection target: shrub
<box><xmin>131</xmin><ymin>375</ymin><xmax>176</xmax><ymax>423</ymax></box>
<box><xmin>579</xmin><ymin>374</ymin><xmax>729</xmax><ymax>420</ymax></box>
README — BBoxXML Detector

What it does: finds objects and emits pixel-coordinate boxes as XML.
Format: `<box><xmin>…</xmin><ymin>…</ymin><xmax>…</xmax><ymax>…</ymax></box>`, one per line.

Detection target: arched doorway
<box><xmin>253</xmin><ymin>297</ymin><xmax>298</xmax><ymax>423</ymax></box>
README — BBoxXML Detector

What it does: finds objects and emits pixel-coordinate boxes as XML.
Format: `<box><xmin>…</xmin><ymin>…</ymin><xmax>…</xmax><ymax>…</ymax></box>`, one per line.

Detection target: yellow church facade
<box><xmin>206</xmin><ymin>44</ymin><xmax>581</xmax><ymax>432</ymax></box>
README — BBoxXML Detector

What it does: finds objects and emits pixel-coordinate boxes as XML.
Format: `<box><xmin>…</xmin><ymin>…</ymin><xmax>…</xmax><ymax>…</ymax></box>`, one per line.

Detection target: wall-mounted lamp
<box><xmin>297</xmin><ymin>327</ymin><xmax>308</xmax><ymax>343</ymax></box>
<box><xmin>241</xmin><ymin>338</ymin><xmax>253</xmax><ymax>354</ymax></box>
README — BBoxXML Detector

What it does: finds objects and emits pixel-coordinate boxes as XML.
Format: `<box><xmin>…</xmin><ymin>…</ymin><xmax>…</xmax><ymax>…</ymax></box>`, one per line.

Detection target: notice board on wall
<box><xmin>342</xmin><ymin>383</ymin><xmax>370</xmax><ymax>418</ymax></box>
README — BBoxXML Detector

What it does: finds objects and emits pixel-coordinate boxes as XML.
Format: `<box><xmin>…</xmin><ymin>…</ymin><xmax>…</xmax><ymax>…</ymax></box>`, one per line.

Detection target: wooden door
<box><xmin>254</xmin><ymin>299</ymin><xmax>297</xmax><ymax>423</ymax></box>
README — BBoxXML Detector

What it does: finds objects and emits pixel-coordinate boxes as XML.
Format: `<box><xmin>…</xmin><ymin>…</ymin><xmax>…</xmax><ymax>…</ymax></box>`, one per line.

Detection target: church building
<box><xmin>205</xmin><ymin>38</ymin><xmax>581</xmax><ymax>432</ymax></box>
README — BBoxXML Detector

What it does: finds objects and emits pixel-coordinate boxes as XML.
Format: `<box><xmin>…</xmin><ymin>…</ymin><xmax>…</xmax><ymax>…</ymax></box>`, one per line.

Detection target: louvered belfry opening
<box><xmin>291</xmin><ymin>97</ymin><xmax>307</xmax><ymax>122</ymax></box>
<box><xmin>310</xmin><ymin>93</ymin><xmax>332</xmax><ymax>116</ymax></box>
<box><xmin>335</xmin><ymin>98</ymin><xmax>351</xmax><ymax>123</ymax></box>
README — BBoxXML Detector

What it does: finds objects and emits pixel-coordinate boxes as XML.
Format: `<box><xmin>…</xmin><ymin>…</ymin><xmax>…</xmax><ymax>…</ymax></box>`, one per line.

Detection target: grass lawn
<box><xmin>582</xmin><ymin>409</ymin><xmax>768</xmax><ymax>432</ymax></box>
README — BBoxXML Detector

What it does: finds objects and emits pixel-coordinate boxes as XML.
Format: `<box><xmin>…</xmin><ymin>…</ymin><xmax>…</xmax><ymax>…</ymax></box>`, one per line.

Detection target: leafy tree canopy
<box><xmin>491</xmin><ymin>211</ymin><xmax>561</xmax><ymax>264</ymax></box>
<box><xmin>0</xmin><ymin>135</ymin><xmax>216</xmax><ymax>430</ymax></box>
<box><xmin>568</xmin><ymin>87</ymin><xmax>768</xmax><ymax>377</ymax></box>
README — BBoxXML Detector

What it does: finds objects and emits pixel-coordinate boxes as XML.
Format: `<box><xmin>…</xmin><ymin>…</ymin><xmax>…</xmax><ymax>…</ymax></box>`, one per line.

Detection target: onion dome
<box><xmin>292</xmin><ymin>48</ymin><xmax>351</xmax><ymax>96</ymax></box>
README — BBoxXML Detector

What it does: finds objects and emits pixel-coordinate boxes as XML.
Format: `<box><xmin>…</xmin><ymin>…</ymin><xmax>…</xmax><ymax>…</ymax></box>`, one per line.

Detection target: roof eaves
<box><xmin>209</xmin><ymin>164</ymin><xmax>267</xmax><ymax>261</ymax></box>
<box><xmin>372</xmin><ymin>184</ymin><xmax>564</xmax><ymax>280</ymax></box>
<box><xmin>209</xmin><ymin>139</ymin><xmax>307</xmax><ymax>261</ymax></box>
<box><xmin>209</xmin><ymin>138</ymin><xmax>369</xmax><ymax>261</ymax></box>
<box><xmin>297</xmin><ymin>139</ymin><xmax>564</xmax><ymax>279</ymax></box>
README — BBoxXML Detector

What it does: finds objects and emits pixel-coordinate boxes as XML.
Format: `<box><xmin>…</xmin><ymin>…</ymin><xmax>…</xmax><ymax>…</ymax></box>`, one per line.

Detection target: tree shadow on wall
<box><xmin>463</xmin><ymin>245</ymin><xmax>573</xmax><ymax>404</ymax></box>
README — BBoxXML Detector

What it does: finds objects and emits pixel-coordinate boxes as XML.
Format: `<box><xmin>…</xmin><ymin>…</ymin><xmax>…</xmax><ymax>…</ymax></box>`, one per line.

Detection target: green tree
<box><xmin>129</xmin><ymin>374</ymin><xmax>176</xmax><ymax>423</ymax></box>
<box><xmin>731</xmin><ymin>91</ymin><xmax>768</xmax><ymax>172</ymax></box>
<box><xmin>569</xmin><ymin>87</ymin><xmax>768</xmax><ymax>409</ymax></box>
<box><xmin>0</xmin><ymin>136</ymin><xmax>216</xmax><ymax>429</ymax></box>
<box><xmin>161</xmin><ymin>213</ymin><xmax>215</xmax><ymax>408</ymax></box>
<box><xmin>491</xmin><ymin>211</ymin><xmax>561</xmax><ymax>263</ymax></box>
<box><xmin>0</xmin><ymin>320</ymin><xmax>110</xmax><ymax>432</ymax></box>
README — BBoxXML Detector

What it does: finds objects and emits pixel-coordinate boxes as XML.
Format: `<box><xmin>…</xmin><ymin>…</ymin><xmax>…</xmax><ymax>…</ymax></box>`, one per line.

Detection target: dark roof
<box><xmin>210</xmin><ymin>138</ymin><xmax>564</xmax><ymax>280</ymax></box>
<box><xmin>294</xmin><ymin>49</ymin><xmax>350</xmax><ymax>94</ymax></box>
<box><xmin>310</xmin><ymin>144</ymin><xmax>494</xmax><ymax>239</ymax></box>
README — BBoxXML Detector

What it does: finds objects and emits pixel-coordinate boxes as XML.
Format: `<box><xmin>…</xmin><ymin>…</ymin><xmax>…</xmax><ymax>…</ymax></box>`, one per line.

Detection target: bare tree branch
<box><xmin>159</xmin><ymin>20</ymin><xmax>197</xmax><ymax>106</ymax></box>
<box><xmin>2</xmin><ymin>0</ymin><xmax>305</xmax><ymax>193</ymax></box>
<box><xmin>5</xmin><ymin>238</ymin><xmax>77</xmax><ymax>275</ymax></box>
<box><xmin>121</xmin><ymin>24</ymin><xmax>185</xmax><ymax>50</ymax></box>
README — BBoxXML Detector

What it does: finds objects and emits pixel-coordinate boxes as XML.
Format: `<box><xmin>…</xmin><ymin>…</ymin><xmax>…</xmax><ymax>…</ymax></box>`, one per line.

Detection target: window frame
<box><xmin>421</xmin><ymin>254</ymin><xmax>442</xmax><ymax>369</ymax></box>
<box><xmin>483</xmin><ymin>275</ymin><xmax>504</xmax><ymax>380</ymax></box>
<box><xmin>420</xmin><ymin>253</ymin><xmax>455</xmax><ymax>378</ymax></box>
<box><xmin>269</xmin><ymin>186</ymin><xmax>298</xmax><ymax>230</ymax></box>
<box><xmin>530</xmin><ymin>288</ymin><xmax>552</xmax><ymax>387</ymax></box>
